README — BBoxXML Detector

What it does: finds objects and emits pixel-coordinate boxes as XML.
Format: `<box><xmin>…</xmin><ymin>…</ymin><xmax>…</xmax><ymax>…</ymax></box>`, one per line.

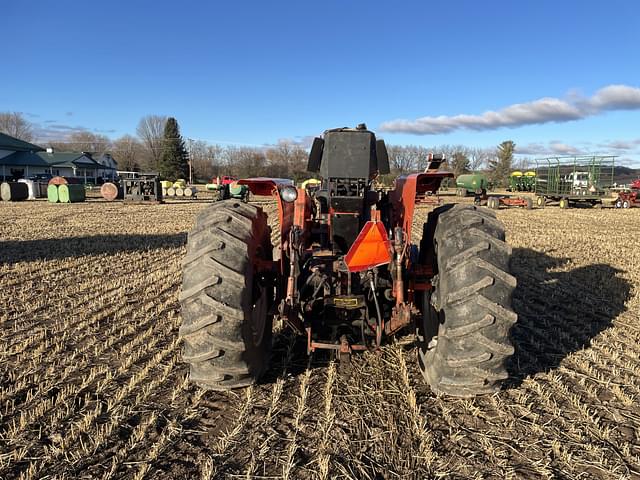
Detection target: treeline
<box><xmin>1</xmin><ymin>111</ymin><xmax>525</xmax><ymax>185</ymax></box>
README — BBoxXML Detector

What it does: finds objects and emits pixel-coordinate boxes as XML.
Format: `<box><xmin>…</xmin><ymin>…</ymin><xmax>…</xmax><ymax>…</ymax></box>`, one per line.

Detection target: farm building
<box><xmin>0</xmin><ymin>132</ymin><xmax>117</xmax><ymax>183</ymax></box>
<box><xmin>0</xmin><ymin>132</ymin><xmax>45</xmax><ymax>180</ymax></box>
<box><xmin>93</xmin><ymin>153</ymin><xmax>119</xmax><ymax>179</ymax></box>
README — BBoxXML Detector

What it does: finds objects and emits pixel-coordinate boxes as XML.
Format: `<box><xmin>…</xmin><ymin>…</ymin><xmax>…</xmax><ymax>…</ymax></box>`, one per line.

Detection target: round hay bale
<box><xmin>100</xmin><ymin>182</ymin><xmax>121</xmax><ymax>201</ymax></box>
<box><xmin>48</xmin><ymin>176</ymin><xmax>68</xmax><ymax>186</ymax></box>
<box><xmin>1</xmin><ymin>182</ymin><xmax>29</xmax><ymax>201</ymax></box>
<box><xmin>47</xmin><ymin>184</ymin><xmax>59</xmax><ymax>203</ymax></box>
<box><xmin>58</xmin><ymin>184</ymin><xmax>86</xmax><ymax>203</ymax></box>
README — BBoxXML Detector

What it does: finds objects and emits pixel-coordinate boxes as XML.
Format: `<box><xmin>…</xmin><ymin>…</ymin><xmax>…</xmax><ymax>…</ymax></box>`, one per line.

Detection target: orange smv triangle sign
<box><xmin>344</xmin><ymin>221</ymin><xmax>392</xmax><ymax>272</ymax></box>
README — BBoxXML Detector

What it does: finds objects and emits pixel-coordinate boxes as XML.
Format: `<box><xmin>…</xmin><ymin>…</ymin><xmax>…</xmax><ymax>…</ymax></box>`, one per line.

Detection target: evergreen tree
<box><xmin>488</xmin><ymin>140</ymin><xmax>515</xmax><ymax>187</ymax></box>
<box><xmin>159</xmin><ymin>117</ymin><xmax>189</xmax><ymax>180</ymax></box>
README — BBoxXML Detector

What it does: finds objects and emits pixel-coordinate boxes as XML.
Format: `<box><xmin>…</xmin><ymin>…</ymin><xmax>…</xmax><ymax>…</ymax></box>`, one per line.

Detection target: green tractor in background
<box><xmin>206</xmin><ymin>177</ymin><xmax>250</xmax><ymax>202</ymax></box>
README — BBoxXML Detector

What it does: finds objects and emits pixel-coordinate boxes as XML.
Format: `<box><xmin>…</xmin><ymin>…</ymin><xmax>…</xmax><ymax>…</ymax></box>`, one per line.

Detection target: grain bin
<box><xmin>58</xmin><ymin>184</ymin><xmax>86</xmax><ymax>203</ymax></box>
<box><xmin>47</xmin><ymin>184</ymin><xmax>59</xmax><ymax>203</ymax></box>
<box><xmin>1</xmin><ymin>182</ymin><xmax>29</xmax><ymax>201</ymax></box>
<box><xmin>100</xmin><ymin>182</ymin><xmax>122</xmax><ymax>201</ymax></box>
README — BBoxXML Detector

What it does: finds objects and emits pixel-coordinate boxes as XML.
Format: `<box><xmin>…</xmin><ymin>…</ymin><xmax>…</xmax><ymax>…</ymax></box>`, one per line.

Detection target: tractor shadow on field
<box><xmin>0</xmin><ymin>233</ymin><xmax>187</xmax><ymax>264</ymax></box>
<box><xmin>505</xmin><ymin>247</ymin><xmax>631</xmax><ymax>387</ymax></box>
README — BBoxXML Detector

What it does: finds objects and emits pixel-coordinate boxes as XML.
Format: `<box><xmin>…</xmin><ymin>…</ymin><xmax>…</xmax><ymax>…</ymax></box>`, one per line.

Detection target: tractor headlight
<box><xmin>280</xmin><ymin>185</ymin><xmax>298</xmax><ymax>203</ymax></box>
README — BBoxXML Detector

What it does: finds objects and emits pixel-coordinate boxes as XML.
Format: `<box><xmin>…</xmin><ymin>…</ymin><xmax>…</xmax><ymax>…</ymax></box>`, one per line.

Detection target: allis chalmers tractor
<box><xmin>179</xmin><ymin>125</ymin><xmax>517</xmax><ymax>397</ymax></box>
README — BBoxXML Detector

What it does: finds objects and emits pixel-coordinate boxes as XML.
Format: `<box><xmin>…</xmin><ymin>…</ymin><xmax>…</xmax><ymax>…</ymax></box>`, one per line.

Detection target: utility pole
<box><xmin>187</xmin><ymin>138</ymin><xmax>193</xmax><ymax>184</ymax></box>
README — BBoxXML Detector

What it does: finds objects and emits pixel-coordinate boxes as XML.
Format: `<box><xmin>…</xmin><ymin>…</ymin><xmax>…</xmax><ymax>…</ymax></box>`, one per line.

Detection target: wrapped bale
<box><xmin>1</xmin><ymin>182</ymin><xmax>29</xmax><ymax>201</ymax></box>
<box><xmin>47</xmin><ymin>184</ymin><xmax>59</xmax><ymax>203</ymax></box>
<box><xmin>166</xmin><ymin>187</ymin><xmax>176</xmax><ymax>196</ymax></box>
<box><xmin>183</xmin><ymin>186</ymin><xmax>196</xmax><ymax>197</ymax></box>
<box><xmin>58</xmin><ymin>184</ymin><xmax>86</xmax><ymax>203</ymax></box>
<box><xmin>175</xmin><ymin>187</ymin><xmax>184</xmax><ymax>196</ymax></box>
<box><xmin>17</xmin><ymin>179</ymin><xmax>42</xmax><ymax>199</ymax></box>
<box><xmin>160</xmin><ymin>180</ymin><xmax>173</xmax><ymax>189</ymax></box>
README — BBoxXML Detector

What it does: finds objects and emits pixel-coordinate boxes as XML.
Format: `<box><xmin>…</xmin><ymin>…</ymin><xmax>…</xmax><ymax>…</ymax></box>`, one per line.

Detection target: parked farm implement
<box><xmin>614</xmin><ymin>179</ymin><xmax>640</xmax><ymax>208</ymax></box>
<box><xmin>486</xmin><ymin>195</ymin><xmax>533</xmax><ymax>210</ymax></box>
<box><xmin>205</xmin><ymin>177</ymin><xmax>249</xmax><ymax>202</ymax></box>
<box><xmin>534</xmin><ymin>155</ymin><xmax>616</xmax><ymax>209</ymax></box>
<box><xmin>179</xmin><ymin>124</ymin><xmax>518</xmax><ymax>397</ymax></box>
<box><xmin>121</xmin><ymin>173</ymin><xmax>163</xmax><ymax>203</ymax></box>
<box><xmin>507</xmin><ymin>171</ymin><xmax>536</xmax><ymax>192</ymax></box>
<box><xmin>455</xmin><ymin>173</ymin><xmax>488</xmax><ymax>198</ymax></box>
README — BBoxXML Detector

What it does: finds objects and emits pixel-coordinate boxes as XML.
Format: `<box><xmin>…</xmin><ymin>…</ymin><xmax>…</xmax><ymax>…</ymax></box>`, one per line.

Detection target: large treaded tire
<box><xmin>418</xmin><ymin>204</ymin><xmax>517</xmax><ymax>397</ymax></box>
<box><xmin>179</xmin><ymin>200</ymin><xmax>273</xmax><ymax>390</ymax></box>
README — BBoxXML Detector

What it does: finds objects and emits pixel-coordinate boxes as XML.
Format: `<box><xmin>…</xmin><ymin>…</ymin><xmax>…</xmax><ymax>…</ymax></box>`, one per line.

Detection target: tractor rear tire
<box><xmin>418</xmin><ymin>204</ymin><xmax>517</xmax><ymax>397</ymax></box>
<box><xmin>179</xmin><ymin>200</ymin><xmax>273</xmax><ymax>390</ymax></box>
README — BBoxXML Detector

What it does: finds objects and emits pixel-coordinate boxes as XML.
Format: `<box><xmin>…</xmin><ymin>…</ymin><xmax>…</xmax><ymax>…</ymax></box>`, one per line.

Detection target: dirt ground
<box><xmin>1</xmin><ymin>194</ymin><xmax>639</xmax><ymax>479</ymax></box>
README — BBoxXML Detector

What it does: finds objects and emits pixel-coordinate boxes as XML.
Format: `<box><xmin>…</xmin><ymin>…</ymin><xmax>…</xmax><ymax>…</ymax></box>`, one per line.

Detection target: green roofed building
<box><xmin>0</xmin><ymin>132</ymin><xmax>116</xmax><ymax>183</ymax></box>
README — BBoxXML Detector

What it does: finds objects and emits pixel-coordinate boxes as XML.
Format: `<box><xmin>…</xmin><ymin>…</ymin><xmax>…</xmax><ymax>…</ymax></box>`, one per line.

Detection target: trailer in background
<box><xmin>534</xmin><ymin>155</ymin><xmax>616</xmax><ymax>209</ymax></box>
<box><xmin>486</xmin><ymin>195</ymin><xmax>533</xmax><ymax>210</ymax></box>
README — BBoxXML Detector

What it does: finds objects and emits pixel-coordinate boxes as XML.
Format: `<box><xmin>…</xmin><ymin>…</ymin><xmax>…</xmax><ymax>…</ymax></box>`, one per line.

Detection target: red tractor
<box><xmin>615</xmin><ymin>179</ymin><xmax>640</xmax><ymax>209</ymax></box>
<box><xmin>180</xmin><ymin>124</ymin><xmax>517</xmax><ymax>397</ymax></box>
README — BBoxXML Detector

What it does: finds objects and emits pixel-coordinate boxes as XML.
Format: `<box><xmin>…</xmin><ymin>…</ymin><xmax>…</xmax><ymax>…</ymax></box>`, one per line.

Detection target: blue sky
<box><xmin>3</xmin><ymin>0</ymin><xmax>640</xmax><ymax>164</ymax></box>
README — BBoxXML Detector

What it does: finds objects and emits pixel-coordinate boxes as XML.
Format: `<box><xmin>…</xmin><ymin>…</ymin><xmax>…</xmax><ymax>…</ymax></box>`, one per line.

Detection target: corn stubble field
<box><xmin>1</xmin><ymin>195</ymin><xmax>639</xmax><ymax>480</ymax></box>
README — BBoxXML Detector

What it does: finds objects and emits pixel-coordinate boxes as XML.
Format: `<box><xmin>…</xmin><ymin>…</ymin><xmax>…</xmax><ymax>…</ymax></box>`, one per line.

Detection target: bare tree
<box><xmin>224</xmin><ymin>146</ymin><xmax>267</xmax><ymax>178</ymax></box>
<box><xmin>513</xmin><ymin>155</ymin><xmax>533</xmax><ymax>171</ymax></box>
<box><xmin>136</xmin><ymin>115</ymin><xmax>167</xmax><ymax>171</ymax></box>
<box><xmin>112</xmin><ymin>135</ymin><xmax>143</xmax><ymax>171</ymax></box>
<box><xmin>266</xmin><ymin>141</ymin><xmax>308</xmax><ymax>181</ymax></box>
<box><xmin>0</xmin><ymin>112</ymin><xmax>35</xmax><ymax>142</ymax></box>
<box><xmin>387</xmin><ymin>145</ymin><xmax>431</xmax><ymax>173</ymax></box>
<box><xmin>469</xmin><ymin>147</ymin><xmax>492</xmax><ymax>171</ymax></box>
<box><xmin>49</xmin><ymin>131</ymin><xmax>112</xmax><ymax>156</ymax></box>
<box><xmin>188</xmin><ymin>140</ymin><xmax>225</xmax><ymax>182</ymax></box>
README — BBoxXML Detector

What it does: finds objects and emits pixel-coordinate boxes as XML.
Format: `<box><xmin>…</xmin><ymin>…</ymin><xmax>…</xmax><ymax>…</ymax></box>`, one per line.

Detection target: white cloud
<box><xmin>380</xmin><ymin>84</ymin><xmax>640</xmax><ymax>135</ymax></box>
<box><xmin>597</xmin><ymin>139</ymin><xmax>640</xmax><ymax>151</ymax></box>
<box><xmin>516</xmin><ymin>141</ymin><xmax>585</xmax><ymax>156</ymax></box>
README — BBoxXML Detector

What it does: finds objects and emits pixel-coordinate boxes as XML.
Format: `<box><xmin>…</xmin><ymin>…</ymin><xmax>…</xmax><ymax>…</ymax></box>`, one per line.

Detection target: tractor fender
<box><xmin>238</xmin><ymin>177</ymin><xmax>294</xmax><ymax>196</ymax></box>
<box><xmin>390</xmin><ymin>172</ymin><xmax>453</xmax><ymax>242</ymax></box>
<box><xmin>237</xmin><ymin>177</ymin><xmax>312</xmax><ymax>270</ymax></box>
